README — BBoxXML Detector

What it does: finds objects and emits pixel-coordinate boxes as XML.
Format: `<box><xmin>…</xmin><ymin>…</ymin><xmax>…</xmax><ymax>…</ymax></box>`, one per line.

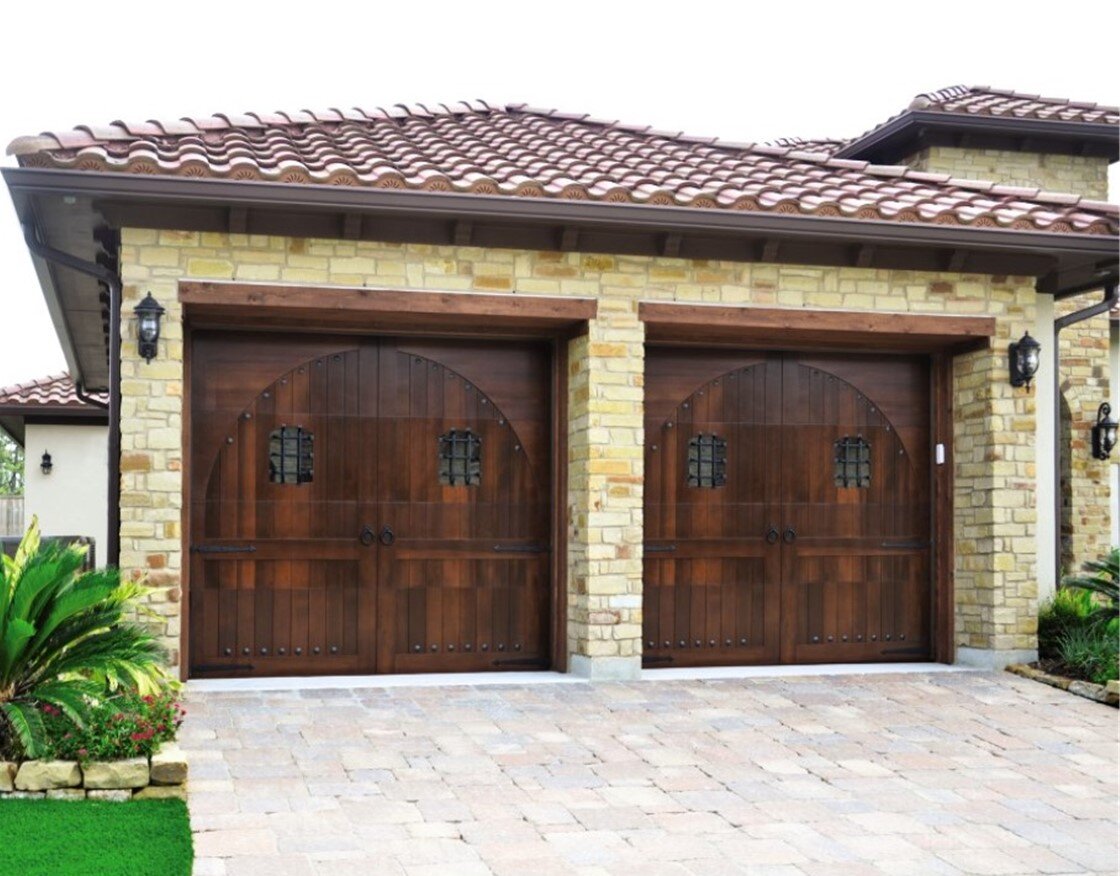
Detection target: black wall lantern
<box><xmin>134</xmin><ymin>292</ymin><xmax>165</xmax><ymax>363</ymax></box>
<box><xmin>1008</xmin><ymin>331</ymin><xmax>1041</xmax><ymax>388</ymax></box>
<box><xmin>40</xmin><ymin>451</ymin><xmax>53</xmax><ymax>475</ymax></box>
<box><xmin>1091</xmin><ymin>403</ymin><xmax>1118</xmax><ymax>460</ymax></box>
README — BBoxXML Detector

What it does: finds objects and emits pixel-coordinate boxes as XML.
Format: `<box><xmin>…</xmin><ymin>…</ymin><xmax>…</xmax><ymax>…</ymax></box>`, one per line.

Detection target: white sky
<box><xmin>0</xmin><ymin>0</ymin><xmax>1116</xmax><ymax>387</ymax></box>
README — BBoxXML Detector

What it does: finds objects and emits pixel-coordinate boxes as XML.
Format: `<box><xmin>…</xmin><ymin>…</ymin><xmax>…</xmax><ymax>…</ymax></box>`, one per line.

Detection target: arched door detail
<box><xmin>188</xmin><ymin>333</ymin><xmax>553</xmax><ymax>678</ymax></box>
<box><xmin>643</xmin><ymin>349</ymin><xmax>932</xmax><ymax>668</ymax></box>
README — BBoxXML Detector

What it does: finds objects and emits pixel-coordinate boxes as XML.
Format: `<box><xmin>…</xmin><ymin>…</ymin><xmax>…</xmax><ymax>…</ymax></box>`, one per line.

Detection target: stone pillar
<box><xmin>954</xmin><ymin>317</ymin><xmax>1040</xmax><ymax>669</ymax></box>
<box><xmin>566</xmin><ymin>308</ymin><xmax>644</xmax><ymax>680</ymax></box>
<box><xmin>118</xmin><ymin>229</ymin><xmax>189</xmax><ymax>672</ymax></box>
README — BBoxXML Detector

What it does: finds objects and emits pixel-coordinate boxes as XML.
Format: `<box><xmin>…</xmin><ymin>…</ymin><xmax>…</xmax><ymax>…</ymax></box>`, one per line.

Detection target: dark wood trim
<box><xmin>639</xmin><ymin>301</ymin><xmax>996</xmax><ymax>354</ymax></box>
<box><xmin>551</xmin><ymin>337</ymin><xmax>569</xmax><ymax>673</ymax></box>
<box><xmin>180</xmin><ymin>321</ymin><xmax>193</xmax><ymax>683</ymax></box>
<box><xmin>931</xmin><ymin>353</ymin><xmax>955</xmax><ymax>664</ymax></box>
<box><xmin>179</xmin><ymin>282</ymin><xmax>598</xmax><ymax>336</ymax></box>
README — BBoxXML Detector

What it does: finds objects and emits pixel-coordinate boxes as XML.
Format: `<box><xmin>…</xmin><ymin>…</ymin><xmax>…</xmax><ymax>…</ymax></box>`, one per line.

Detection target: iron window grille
<box><xmin>687</xmin><ymin>433</ymin><xmax>727</xmax><ymax>488</ymax></box>
<box><xmin>268</xmin><ymin>426</ymin><xmax>314</xmax><ymax>485</ymax></box>
<box><xmin>833</xmin><ymin>435</ymin><xmax>871</xmax><ymax>488</ymax></box>
<box><xmin>439</xmin><ymin>429</ymin><xmax>482</xmax><ymax>486</ymax></box>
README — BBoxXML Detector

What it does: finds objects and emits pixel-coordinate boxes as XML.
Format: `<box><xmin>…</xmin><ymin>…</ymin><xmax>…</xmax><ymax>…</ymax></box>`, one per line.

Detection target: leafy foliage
<box><xmin>0</xmin><ymin>432</ymin><xmax>22</xmax><ymax>496</ymax></box>
<box><xmin>1038</xmin><ymin>586</ymin><xmax>1097</xmax><ymax>658</ymax></box>
<box><xmin>1061</xmin><ymin>547</ymin><xmax>1119</xmax><ymax>629</ymax></box>
<box><xmin>1055</xmin><ymin>624</ymin><xmax>1120</xmax><ymax>686</ymax></box>
<box><xmin>40</xmin><ymin>689</ymin><xmax>184</xmax><ymax>763</ymax></box>
<box><xmin>0</xmin><ymin>517</ymin><xmax>168</xmax><ymax>759</ymax></box>
<box><xmin>1038</xmin><ymin>548</ymin><xmax>1120</xmax><ymax>686</ymax></box>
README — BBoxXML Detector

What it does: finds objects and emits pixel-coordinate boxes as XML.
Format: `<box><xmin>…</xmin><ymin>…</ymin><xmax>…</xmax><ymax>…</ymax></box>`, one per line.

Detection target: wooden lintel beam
<box><xmin>228</xmin><ymin>207</ymin><xmax>248</xmax><ymax>234</ymax></box>
<box><xmin>453</xmin><ymin>220</ymin><xmax>473</xmax><ymax>246</ymax></box>
<box><xmin>660</xmin><ymin>233</ymin><xmax>682</xmax><ymax>258</ymax></box>
<box><xmin>342</xmin><ymin>213</ymin><xmax>362</xmax><ymax>240</ymax></box>
<box><xmin>179</xmin><ymin>281</ymin><xmax>598</xmax><ymax>334</ymax></box>
<box><xmin>560</xmin><ymin>227</ymin><xmax>580</xmax><ymax>251</ymax></box>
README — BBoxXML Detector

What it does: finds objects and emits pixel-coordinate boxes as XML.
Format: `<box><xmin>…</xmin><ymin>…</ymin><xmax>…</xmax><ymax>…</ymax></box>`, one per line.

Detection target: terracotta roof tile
<box><xmin>7</xmin><ymin>101</ymin><xmax>1117</xmax><ymax>236</ymax></box>
<box><xmin>0</xmin><ymin>373</ymin><xmax>107</xmax><ymax>409</ymax></box>
<box><xmin>910</xmin><ymin>85</ymin><xmax>1119</xmax><ymax>125</ymax></box>
<box><xmin>767</xmin><ymin>136</ymin><xmax>850</xmax><ymax>155</ymax></box>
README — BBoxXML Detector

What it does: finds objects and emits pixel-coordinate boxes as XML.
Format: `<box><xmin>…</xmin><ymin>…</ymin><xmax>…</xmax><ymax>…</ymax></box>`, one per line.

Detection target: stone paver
<box><xmin>180</xmin><ymin>672</ymin><xmax>1119</xmax><ymax>875</ymax></box>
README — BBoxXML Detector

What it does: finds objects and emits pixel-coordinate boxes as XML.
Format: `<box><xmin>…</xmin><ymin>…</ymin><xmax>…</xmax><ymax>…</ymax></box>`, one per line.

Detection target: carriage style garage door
<box><xmin>188</xmin><ymin>333</ymin><xmax>552</xmax><ymax>677</ymax></box>
<box><xmin>643</xmin><ymin>348</ymin><xmax>932</xmax><ymax>667</ymax></box>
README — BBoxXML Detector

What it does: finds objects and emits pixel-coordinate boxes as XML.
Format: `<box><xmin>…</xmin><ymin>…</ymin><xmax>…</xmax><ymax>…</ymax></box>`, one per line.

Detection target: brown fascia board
<box><xmin>0</xmin><ymin>404</ymin><xmax>108</xmax><ymax>423</ymax></box>
<box><xmin>3</xmin><ymin>166</ymin><xmax>1118</xmax><ymax>292</ymax></box>
<box><xmin>836</xmin><ymin>111</ymin><xmax>1120</xmax><ymax>163</ymax></box>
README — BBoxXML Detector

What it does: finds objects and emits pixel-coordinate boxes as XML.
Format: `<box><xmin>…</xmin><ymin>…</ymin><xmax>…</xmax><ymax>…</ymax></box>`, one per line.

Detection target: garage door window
<box><xmin>833</xmin><ymin>435</ymin><xmax>871</xmax><ymax>489</ymax></box>
<box><xmin>269</xmin><ymin>426</ymin><xmax>314</xmax><ymax>485</ymax></box>
<box><xmin>439</xmin><ymin>429</ymin><xmax>482</xmax><ymax>486</ymax></box>
<box><xmin>687</xmin><ymin>433</ymin><xmax>727</xmax><ymax>488</ymax></box>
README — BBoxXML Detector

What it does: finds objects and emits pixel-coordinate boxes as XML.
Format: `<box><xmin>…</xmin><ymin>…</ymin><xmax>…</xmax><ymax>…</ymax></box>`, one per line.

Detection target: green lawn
<box><xmin>0</xmin><ymin>798</ymin><xmax>192</xmax><ymax>875</ymax></box>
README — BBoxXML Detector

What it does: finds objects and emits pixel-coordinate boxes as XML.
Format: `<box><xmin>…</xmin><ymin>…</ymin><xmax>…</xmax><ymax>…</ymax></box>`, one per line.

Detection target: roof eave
<box><xmin>836</xmin><ymin>111</ymin><xmax>1120</xmax><ymax>162</ymax></box>
<box><xmin>4</xmin><ymin>167</ymin><xmax>1116</xmax><ymax>258</ymax></box>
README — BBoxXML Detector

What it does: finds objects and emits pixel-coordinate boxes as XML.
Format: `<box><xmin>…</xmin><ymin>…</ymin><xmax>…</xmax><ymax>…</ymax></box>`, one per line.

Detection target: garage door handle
<box><xmin>783</xmin><ymin>527</ymin><xmax>797</xmax><ymax>544</ymax></box>
<box><xmin>359</xmin><ymin>526</ymin><xmax>375</xmax><ymax>547</ymax></box>
<box><xmin>765</xmin><ymin>526</ymin><xmax>779</xmax><ymax>545</ymax></box>
<box><xmin>379</xmin><ymin>525</ymin><xmax>395</xmax><ymax>546</ymax></box>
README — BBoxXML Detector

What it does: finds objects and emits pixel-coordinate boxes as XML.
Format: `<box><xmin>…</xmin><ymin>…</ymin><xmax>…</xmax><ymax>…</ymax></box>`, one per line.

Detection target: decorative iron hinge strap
<box><xmin>191</xmin><ymin>663</ymin><xmax>255</xmax><ymax>673</ymax></box>
<box><xmin>492</xmin><ymin>544</ymin><xmax>549</xmax><ymax>553</ymax></box>
<box><xmin>644</xmin><ymin>544</ymin><xmax>677</xmax><ymax>553</ymax></box>
<box><xmin>191</xmin><ymin>545</ymin><xmax>257</xmax><ymax>554</ymax></box>
<box><xmin>879</xmin><ymin>540</ymin><xmax>929</xmax><ymax>549</ymax></box>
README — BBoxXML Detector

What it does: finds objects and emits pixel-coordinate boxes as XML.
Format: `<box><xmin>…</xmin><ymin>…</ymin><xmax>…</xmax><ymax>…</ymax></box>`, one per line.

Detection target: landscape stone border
<box><xmin>1006</xmin><ymin>663</ymin><xmax>1120</xmax><ymax>707</ymax></box>
<box><xmin>0</xmin><ymin>742</ymin><xmax>187</xmax><ymax>800</ymax></box>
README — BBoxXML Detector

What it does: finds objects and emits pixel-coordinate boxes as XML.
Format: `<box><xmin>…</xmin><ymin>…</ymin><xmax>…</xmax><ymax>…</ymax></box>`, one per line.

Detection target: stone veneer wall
<box><xmin>119</xmin><ymin>229</ymin><xmax>1041</xmax><ymax>675</ymax></box>
<box><xmin>903</xmin><ymin>147</ymin><xmax>1109</xmax><ymax>201</ymax></box>
<box><xmin>906</xmin><ymin>146</ymin><xmax>1113</xmax><ymax>575</ymax></box>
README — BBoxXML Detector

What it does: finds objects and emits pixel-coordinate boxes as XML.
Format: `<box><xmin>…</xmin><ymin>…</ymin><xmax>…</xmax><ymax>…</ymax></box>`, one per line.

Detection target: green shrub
<box><xmin>1062</xmin><ymin>547</ymin><xmax>1120</xmax><ymax>630</ymax></box>
<box><xmin>0</xmin><ymin>518</ymin><xmax>169</xmax><ymax>760</ymax></box>
<box><xmin>1038</xmin><ymin>587</ymin><xmax>1097</xmax><ymax>660</ymax></box>
<box><xmin>40</xmin><ymin>689</ymin><xmax>184</xmax><ymax>763</ymax></box>
<box><xmin>1056</xmin><ymin>625</ymin><xmax>1120</xmax><ymax>686</ymax></box>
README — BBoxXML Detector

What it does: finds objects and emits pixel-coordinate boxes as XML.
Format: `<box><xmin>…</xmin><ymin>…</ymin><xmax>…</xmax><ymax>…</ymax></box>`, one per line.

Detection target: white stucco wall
<box><xmin>23</xmin><ymin>423</ymin><xmax>108</xmax><ymax>564</ymax></box>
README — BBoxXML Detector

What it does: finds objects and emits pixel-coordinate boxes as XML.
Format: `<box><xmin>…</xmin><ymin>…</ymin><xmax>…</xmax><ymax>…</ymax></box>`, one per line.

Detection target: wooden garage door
<box><xmin>643</xmin><ymin>348</ymin><xmax>931</xmax><ymax>667</ymax></box>
<box><xmin>188</xmin><ymin>333</ymin><xmax>552</xmax><ymax>677</ymax></box>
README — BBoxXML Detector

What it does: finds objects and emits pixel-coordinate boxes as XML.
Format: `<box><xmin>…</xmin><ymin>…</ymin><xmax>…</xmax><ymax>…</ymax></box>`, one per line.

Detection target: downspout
<box><xmin>1052</xmin><ymin>283</ymin><xmax>1119</xmax><ymax>585</ymax></box>
<box><xmin>21</xmin><ymin>223</ymin><xmax>121</xmax><ymax>568</ymax></box>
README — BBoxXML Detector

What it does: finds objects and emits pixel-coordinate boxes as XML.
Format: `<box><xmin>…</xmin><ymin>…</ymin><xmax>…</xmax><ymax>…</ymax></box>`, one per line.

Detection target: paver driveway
<box><xmin>183</xmin><ymin>671</ymin><xmax>1118</xmax><ymax>875</ymax></box>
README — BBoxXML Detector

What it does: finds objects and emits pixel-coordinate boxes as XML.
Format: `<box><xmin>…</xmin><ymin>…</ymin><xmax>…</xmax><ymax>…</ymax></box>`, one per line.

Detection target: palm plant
<box><xmin>1061</xmin><ymin>547</ymin><xmax>1120</xmax><ymax>630</ymax></box>
<box><xmin>0</xmin><ymin>518</ymin><xmax>167</xmax><ymax>759</ymax></box>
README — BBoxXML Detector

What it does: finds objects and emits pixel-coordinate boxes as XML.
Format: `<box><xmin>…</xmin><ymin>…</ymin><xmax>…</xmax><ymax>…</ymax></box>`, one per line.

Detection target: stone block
<box><xmin>83</xmin><ymin>757</ymin><xmax>150</xmax><ymax>790</ymax></box>
<box><xmin>150</xmin><ymin>742</ymin><xmax>189</xmax><ymax>785</ymax></box>
<box><xmin>0</xmin><ymin>762</ymin><xmax>15</xmax><ymax>793</ymax></box>
<box><xmin>87</xmin><ymin>789</ymin><xmax>132</xmax><ymax>802</ymax></box>
<box><xmin>15</xmin><ymin>760</ymin><xmax>81</xmax><ymax>791</ymax></box>
<box><xmin>3</xmin><ymin>791</ymin><xmax>45</xmax><ymax>799</ymax></box>
<box><xmin>46</xmin><ymin>788</ymin><xmax>86</xmax><ymax>800</ymax></box>
<box><xmin>133</xmin><ymin>785</ymin><xmax>187</xmax><ymax>800</ymax></box>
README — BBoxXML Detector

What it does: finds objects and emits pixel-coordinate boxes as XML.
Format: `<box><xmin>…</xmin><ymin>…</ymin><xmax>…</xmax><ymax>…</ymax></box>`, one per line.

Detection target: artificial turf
<box><xmin>0</xmin><ymin>798</ymin><xmax>193</xmax><ymax>876</ymax></box>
